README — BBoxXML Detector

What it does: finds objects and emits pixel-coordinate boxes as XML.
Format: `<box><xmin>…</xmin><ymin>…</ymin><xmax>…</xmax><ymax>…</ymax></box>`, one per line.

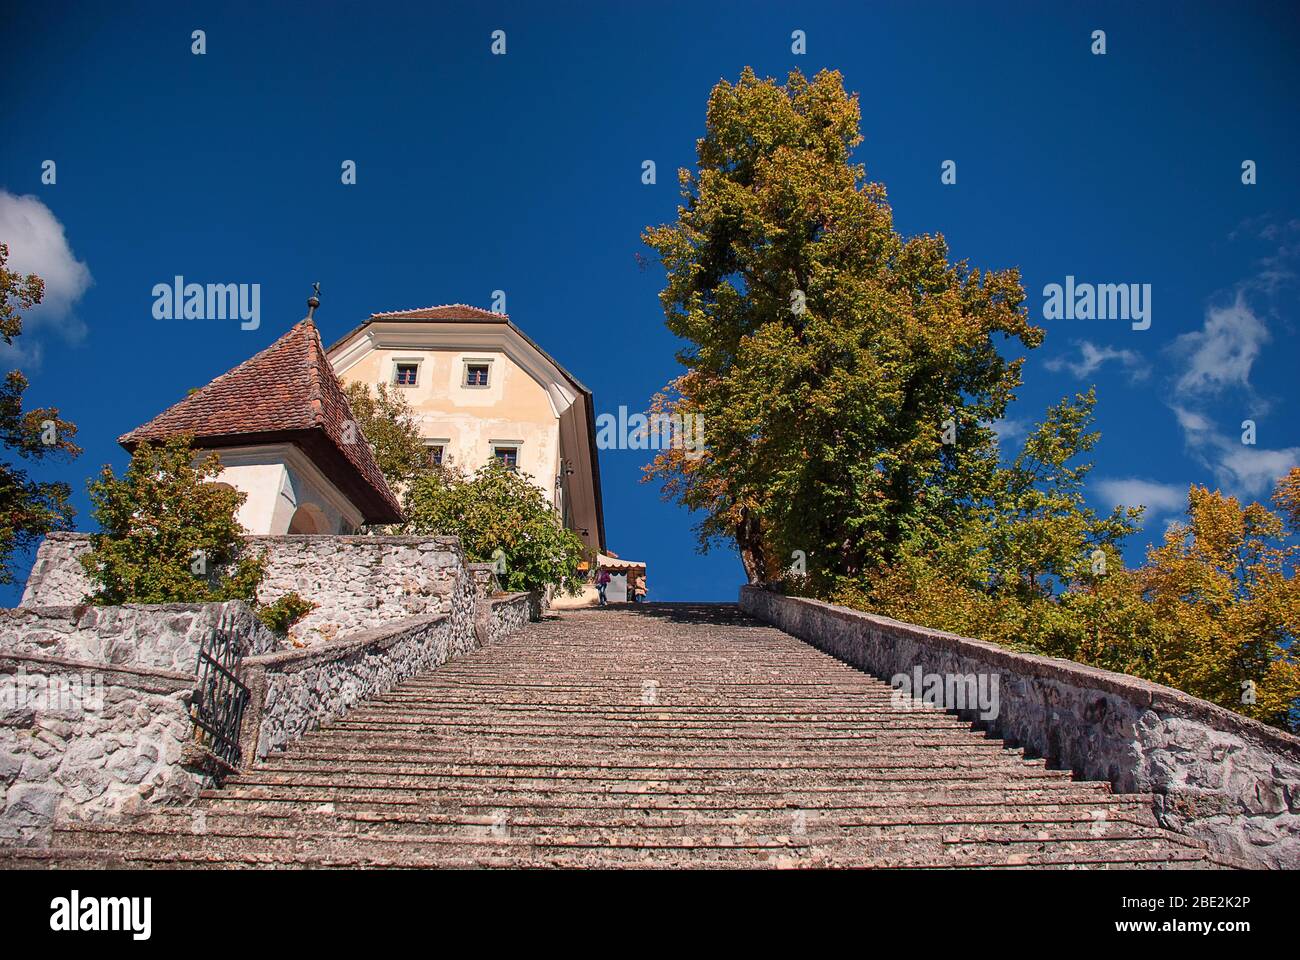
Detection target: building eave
<box><xmin>119</xmin><ymin>428</ymin><xmax>405</xmax><ymax>526</ymax></box>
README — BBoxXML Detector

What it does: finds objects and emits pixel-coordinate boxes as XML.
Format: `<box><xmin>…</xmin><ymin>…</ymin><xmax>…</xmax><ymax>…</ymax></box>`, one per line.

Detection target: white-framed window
<box><xmin>425</xmin><ymin>438</ymin><xmax>450</xmax><ymax>468</ymax></box>
<box><xmin>491</xmin><ymin>442</ymin><xmax>521</xmax><ymax>471</ymax></box>
<box><xmin>392</xmin><ymin>358</ymin><xmax>422</xmax><ymax>387</ymax></box>
<box><xmin>463</xmin><ymin>359</ymin><xmax>492</xmax><ymax>388</ymax></box>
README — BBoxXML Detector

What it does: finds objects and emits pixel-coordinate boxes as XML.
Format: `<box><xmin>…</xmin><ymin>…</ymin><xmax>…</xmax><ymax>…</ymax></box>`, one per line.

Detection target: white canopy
<box><xmin>597</xmin><ymin>552</ymin><xmax>645</xmax><ymax>572</ymax></box>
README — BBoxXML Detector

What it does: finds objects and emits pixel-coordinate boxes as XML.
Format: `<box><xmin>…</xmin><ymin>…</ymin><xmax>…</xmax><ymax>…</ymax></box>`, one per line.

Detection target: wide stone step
<box><xmin>98</xmin><ymin>805</ymin><xmax>1169</xmax><ymax>844</ymax></box>
<box><xmin>47</xmin><ymin>820</ymin><xmax>1207</xmax><ymax>869</ymax></box>
<box><xmin>49</xmin><ymin>822</ymin><xmax>818</xmax><ymax>866</ymax></box>
<box><xmin>199</xmin><ymin>782</ymin><xmax>1133</xmax><ymax>811</ymax></box>
<box><xmin>351</xmin><ymin>710</ymin><xmax>941</xmax><ymax>723</ymax></box>
<box><xmin>245</xmin><ymin>753</ymin><xmax>1060</xmax><ymax>778</ymax></box>
<box><xmin>278</xmin><ymin>744</ymin><xmax>1027</xmax><ymax>766</ymax></box>
<box><xmin>222</xmin><ymin>767</ymin><xmax>1075</xmax><ymax>795</ymax></box>
<box><xmin>353</xmin><ymin>696</ymin><xmax>954</xmax><ymax>711</ymax></box>
<box><xmin>291</xmin><ymin>726</ymin><xmax>1009</xmax><ymax>748</ymax></box>
<box><xmin>2</xmin><ymin>841</ymin><xmax>1215</xmax><ymax>871</ymax></box>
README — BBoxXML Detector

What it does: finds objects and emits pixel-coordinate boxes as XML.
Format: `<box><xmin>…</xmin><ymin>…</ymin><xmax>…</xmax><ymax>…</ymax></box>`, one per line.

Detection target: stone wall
<box><xmin>739</xmin><ymin>585</ymin><xmax>1300</xmax><ymax>869</ymax></box>
<box><xmin>18</xmin><ymin>533</ymin><xmax>91</xmax><ymax>607</ymax></box>
<box><xmin>251</xmin><ymin>534</ymin><xmax>476</xmax><ymax>646</ymax></box>
<box><xmin>21</xmin><ymin>533</ymin><xmax>479</xmax><ymax>649</ymax></box>
<box><xmin>240</xmin><ymin>599</ymin><xmax>524</xmax><ymax>761</ymax></box>
<box><xmin>0</xmin><ymin>653</ymin><xmax>207</xmax><ymax>846</ymax></box>
<box><xmin>466</xmin><ymin>562</ymin><xmax>501</xmax><ymax>598</ymax></box>
<box><xmin>0</xmin><ymin>600</ymin><xmax>275</xmax><ymax>846</ymax></box>
<box><xmin>0</xmin><ymin>602</ymin><xmax>276</xmax><ymax>673</ymax></box>
<box><xmin>464</xmin><ymin>564</ymin><xmax>530</xmax><ymax>646</ymax></box>
<box><xmin>4</xmin><ymin>532</ymin><xmax>537</xmax><ymax>848</ymax></box>
<box><xmin>485</xmin><ymin>593</ymin><xmax>531</xmax><ymax>646</ymax></box>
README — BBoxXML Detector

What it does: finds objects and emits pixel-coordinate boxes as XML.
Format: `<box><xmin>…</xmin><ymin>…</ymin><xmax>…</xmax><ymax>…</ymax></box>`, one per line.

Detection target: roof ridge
<box><xmin>370</xmin><ymin>303</ymin><xmax>508</xmax><ymax>319</ymax></box>
<box><xmin>301</xmin><ymin>318</ymin><xmax>327</xmax><ymax>429</ymax></box>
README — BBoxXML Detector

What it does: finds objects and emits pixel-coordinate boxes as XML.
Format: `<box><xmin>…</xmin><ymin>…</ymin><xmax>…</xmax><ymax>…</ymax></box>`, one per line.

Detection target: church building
<box><xmin>118</xmin><ymin>298</ymin><xmax>611</xmax><ymax>570</ymax></box>
<box><xmin>326</xmin><ymin>304</ymin><xmax>606</xmax><ymax>557</ymax></box>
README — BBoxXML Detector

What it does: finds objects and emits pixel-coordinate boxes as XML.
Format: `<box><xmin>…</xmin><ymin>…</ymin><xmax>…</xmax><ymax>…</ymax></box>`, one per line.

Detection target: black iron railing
<box><xmin>191</xmin><ymin>631</ymin><xmax>249</xmax><ymax>769</ymax></box>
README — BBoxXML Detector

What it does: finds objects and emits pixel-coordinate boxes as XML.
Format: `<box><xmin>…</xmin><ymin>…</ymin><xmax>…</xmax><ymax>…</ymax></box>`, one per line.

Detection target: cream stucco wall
<box><xmin>211</xmin><ymin>444</ymin><xmax>365</xmax><ymax>535</ymax></box>
<box><xmin>327</xmin><ymin>318</ymin><xmax>604</xmax><ymax>556</ymax></box>
<box><xmin>338</xmin><ymin>348</ymin><xmax>563</xmax><ymax>503</ymax></box>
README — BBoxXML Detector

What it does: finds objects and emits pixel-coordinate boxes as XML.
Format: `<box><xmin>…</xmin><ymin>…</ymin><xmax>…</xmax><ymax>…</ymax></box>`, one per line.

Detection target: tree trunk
<box><xmin>735</xmin><ymin>508</ymin><xmax>767</xmax><ymax>583</ymax></box>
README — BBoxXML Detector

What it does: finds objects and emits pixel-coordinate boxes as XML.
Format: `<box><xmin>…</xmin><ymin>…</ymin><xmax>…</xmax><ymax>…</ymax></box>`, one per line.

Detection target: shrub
<box><xmin>257</xmin><ymin>592</ymin><xmax>317</xmax><ymax>634</ymax></box>
<box><xmin>403</xmin><ymin>459</ymin><xmax>584</xmax><ymax>595</ymax></box>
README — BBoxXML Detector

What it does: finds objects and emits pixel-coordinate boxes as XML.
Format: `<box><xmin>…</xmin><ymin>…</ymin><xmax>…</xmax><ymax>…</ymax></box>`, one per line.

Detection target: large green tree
<box><xmin>643</xmin><ymin>68</ymin><xmax>1040</xmax><ymax>584</ymax></box>
<box><xmin>0</xmin><ymin>242</ymin><xmax>80</xmax><ymax>584</ymax></box>
<box><xmin>830</xmin><ymin>402</ymin><xmax>1300</xmax><ymax>732</ymax></box>
<box><xmin>80</xmin><ymin>435</ymin><xmax>264</xmax><ymax>604</ymax></box>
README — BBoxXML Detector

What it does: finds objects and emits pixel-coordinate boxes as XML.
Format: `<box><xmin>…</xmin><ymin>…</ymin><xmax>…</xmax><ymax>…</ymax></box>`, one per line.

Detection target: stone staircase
<box><xmin>2</xmin><ymin>604</ymin><xmax>1223</xmax><ymax>868</ymax></box>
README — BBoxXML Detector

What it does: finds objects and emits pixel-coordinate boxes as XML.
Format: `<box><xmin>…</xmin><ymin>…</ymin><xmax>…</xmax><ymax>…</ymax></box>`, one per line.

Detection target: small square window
<box><xmin>465</xmin><ymin>364</ymin><xmax>490</xmax><ymax>387</ymax></box>
<box><xmin>493</xmin><ymin>446</ymin><xmax>518</xmax><ymax>471</ymax></box>
<box><xmin>427</xmin><ymin>444</ymin><xmax>444</xmax><ymax>467</ymax></box>
<box><xmin>394</xmin><ymin>363</ymin><xmax>419</xmax><ymax>387</ymax></box>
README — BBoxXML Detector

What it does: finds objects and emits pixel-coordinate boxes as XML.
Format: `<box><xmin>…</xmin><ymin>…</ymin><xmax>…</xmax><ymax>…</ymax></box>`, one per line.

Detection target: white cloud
<box><xmin>1093</xmin><ymin>477</ymin><xmax>1188</xmax><ymax>516</ymax></box>
<box><xmin>1171</xmin><ymin>293</ymin><xmax>1269</xmax><ymax>399</ymax></box>
<box><xmin>1170</xmin><ymin>404</ymin><xmax>1212</xmax><ymax>434</ymax></box>
<box><xmin>1158</xmin><ymin>236</ymin><xmax>1299</xmax><ymax>500</ymax></box>
<box><xmin>1045</xmin><ymin>339</ymin><xmax>1150</xmax><ymax>382</ymax></box>
<box><xmin>0</xmin><ymin>191</ymin><xmax>93</xmax><ymax>362</ymax></box>
<box><xmin>988</xmin><ymin>417</ymin><xmax>1028</xmax><ymax>445</ymax></box>
<box><xmin>1203</xmin><ymin>436</ymin><xmax>1300</xmax><ymax>498</ymax></box>
<box><xmin>1168</xmin><ymin>404</ymin><xmax>1299</xmax><ymax>499</ymax></box>
<box><xmin>0</xmin><ymin>337</ymin><xmax>44</xmax><ymax>370</ymax></box>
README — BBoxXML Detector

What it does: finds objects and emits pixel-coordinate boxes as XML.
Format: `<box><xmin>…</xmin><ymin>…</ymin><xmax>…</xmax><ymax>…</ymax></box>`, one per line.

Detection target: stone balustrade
<box><xmin>740</xmin><ymin>584</ymin><xmax>1300</xmax><ymax>869</ymax></box>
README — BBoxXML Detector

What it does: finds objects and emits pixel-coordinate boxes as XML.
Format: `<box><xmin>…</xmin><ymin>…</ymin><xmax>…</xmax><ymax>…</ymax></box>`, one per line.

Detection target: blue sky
<box><xmin>2</xmin><ymin>1</ymin><xmax>1298</xmax><ymax>604</ymax></box>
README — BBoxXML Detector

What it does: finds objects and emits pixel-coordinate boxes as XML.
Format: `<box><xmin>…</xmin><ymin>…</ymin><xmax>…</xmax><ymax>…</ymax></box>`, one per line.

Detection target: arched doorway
<box><xmin>287</xmin><ymin>503</ymin><xmax>328</xmax><ymax>534</ymax></box>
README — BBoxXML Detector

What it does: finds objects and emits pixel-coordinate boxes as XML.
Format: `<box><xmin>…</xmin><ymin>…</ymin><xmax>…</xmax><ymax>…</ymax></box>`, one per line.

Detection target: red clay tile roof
<box><xmin>119</xmin><ymin>318</ymin><xmax>403</xmax><ymax>525</ymax></box>
<box><xmin>369</xmin><ymin>304</ymin><xmax>506</xmax><ymax>321</ymax></box>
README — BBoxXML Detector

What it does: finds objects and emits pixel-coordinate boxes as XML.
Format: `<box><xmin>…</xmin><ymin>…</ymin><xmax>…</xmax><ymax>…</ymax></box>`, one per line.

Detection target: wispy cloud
<box><xmin>0</xmin><ymin>191</ymin><xmax>93</xmax><ymax>370</ymax></box>
<box><xmin>988</xmin><ymin>417</ymin><xmax>1028</xmax><ymax>445</ymax></box>
<box><xmin>1045</xmin><ymin>339</ymin><xmax>1150</xmax><ymax>382</ymax></box>
<box><xmin>1161</xmin><ymin>226</ymin><xmax>1299</xmax><ymax>499</ymax></box>
<box><xmin>1228</xmin><ymin>215</ymin><xmax>1300</xmax><ymax>296</ymax></box>
<box><xmin>1093</xmin><ymin>476</ymin><xmax>1188</xmax><ymax>518</ymax></box>
<box><xmin>1170</xmin><ymin>292</ymin><xmax>1269</xmax><ymax>402</ymax></box>
<box><xmin>1171</xmin><ymin>404</ymin><xmax>1300</xmax><ymax>498</ymax></box>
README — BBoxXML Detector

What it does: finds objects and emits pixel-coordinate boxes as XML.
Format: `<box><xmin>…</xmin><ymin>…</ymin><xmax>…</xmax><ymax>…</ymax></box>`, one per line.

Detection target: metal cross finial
<box><xmin>306</xmin><ymin>282</ymin><xmax>321</xmax><ymax>320</ymax></box>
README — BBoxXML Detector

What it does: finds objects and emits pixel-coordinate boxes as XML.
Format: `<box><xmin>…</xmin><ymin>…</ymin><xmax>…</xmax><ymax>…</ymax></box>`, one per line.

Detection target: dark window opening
<box><xmin>494</xmin><ymin>446</ymin><xmax>518</xmax><ymax>471</ymax></box>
